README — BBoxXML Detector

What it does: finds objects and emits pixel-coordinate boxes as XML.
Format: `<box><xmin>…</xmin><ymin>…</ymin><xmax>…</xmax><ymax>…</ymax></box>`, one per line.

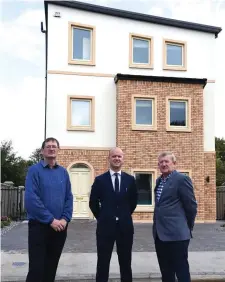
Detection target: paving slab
<box><xmin>1</xmin><ymin>251</ymin><xmax>225</xmax><ymax>281</ymax></box>
<box><xmin>1</xmin><ymin>221</ymin><xmax>225</xmax><ymax>253</ymax></box>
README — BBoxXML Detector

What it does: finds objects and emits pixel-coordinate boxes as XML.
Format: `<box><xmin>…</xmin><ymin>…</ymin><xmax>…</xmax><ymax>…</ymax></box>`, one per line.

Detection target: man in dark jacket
<box><xmin>89</xmin><ymin>147</ymin><xmax>137</xmax><ymax>282</ymax></box>
<box><xmin>153</xmin><ymin>151</ymin><xmax>197</xmax><ymax>282</ymax></box>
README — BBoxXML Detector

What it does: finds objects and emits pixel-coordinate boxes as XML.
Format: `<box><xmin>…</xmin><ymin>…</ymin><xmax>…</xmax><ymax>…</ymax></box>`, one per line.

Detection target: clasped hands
<box><xmin>50</xmin><ymin>218</ymin><xmax>67</xmax><ymax>232</ymax></box>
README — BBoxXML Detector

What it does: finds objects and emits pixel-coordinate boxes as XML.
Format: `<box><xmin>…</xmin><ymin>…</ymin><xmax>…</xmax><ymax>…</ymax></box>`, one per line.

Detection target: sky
<box><xmin>0</xmin><ymin>0</ymin><xmax>225</xmax><ymax>159</ymax></box>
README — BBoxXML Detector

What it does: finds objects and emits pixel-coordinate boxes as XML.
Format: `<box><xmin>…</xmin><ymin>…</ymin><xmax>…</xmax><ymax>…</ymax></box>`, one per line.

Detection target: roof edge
<box><xmin>45</xmin><ymin>0</ymin><xmax>222</xmax><ymax>37</ymax></box>
<box><xmin>114</xmin><ymin>74</ymin><xmax>207</xmax><ymax>88</ymax></box>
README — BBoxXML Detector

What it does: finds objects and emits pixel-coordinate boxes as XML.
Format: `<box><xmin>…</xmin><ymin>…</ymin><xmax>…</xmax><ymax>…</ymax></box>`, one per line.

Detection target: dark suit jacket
<box><xmin>153</xmin><ymin>170</ymin><xmax>197</xmax><ymax>241</ymax></box>
<box><xmin>89</xmin><ymin>171</ymin><xmax>137</xmax><ymax>237</ymax></box>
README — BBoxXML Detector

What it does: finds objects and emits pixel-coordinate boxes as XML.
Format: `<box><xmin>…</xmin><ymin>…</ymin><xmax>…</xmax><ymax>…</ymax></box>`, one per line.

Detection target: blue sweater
<box><xmin>25</xmin><ymin>160</ymin><xmax>73</xmax><ymax>224</ymax></box>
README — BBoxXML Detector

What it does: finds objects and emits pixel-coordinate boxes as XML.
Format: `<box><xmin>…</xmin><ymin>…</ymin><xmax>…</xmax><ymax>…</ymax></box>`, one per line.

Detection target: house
<box><xmin>43</xmin><ymin>0</ymin><xmax>222</xmax><ymax>221</ymax></box>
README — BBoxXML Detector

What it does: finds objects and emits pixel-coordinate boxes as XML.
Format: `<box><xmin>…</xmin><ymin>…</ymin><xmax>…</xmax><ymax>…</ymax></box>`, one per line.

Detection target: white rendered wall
<box><xmin>48</xmin><ymin>4</ymin><xmax>216</xmax><ymax>80</ymax></box>
<box><xmin>46</xmin><ymin>75</ymin><xmax>116</xmax><ymax>148</ymax></box>
<box><xmin>204</xmin><ymin>83</ymin><xmax>215</xmax><ymax>151</ymax></box>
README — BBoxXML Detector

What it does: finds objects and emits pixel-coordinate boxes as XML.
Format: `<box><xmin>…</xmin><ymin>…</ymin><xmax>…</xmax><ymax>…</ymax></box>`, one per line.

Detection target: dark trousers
<box><xmin>96</xmin><ymin>223</ymin><xmax>133</xmax><ymax>282</ymax></box>
<box><xmin>26</xmin><ymin>220</ymin><xmax>67</xmax><ymax>282</ymax></box>
<box><xmin>155</xmin><ymin>236</ymin><xmax>191</xmax><ymax>282</ymax></box>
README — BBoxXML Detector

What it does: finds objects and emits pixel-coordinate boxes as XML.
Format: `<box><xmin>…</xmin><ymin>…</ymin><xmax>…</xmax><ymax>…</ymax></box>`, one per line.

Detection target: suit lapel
<box><xmin>106</xmin><ymin>171</ymin><xmax>115</xmax><ymax>194</ymax></box>
<box><xmin>158</xmin><ymin>171</ymin><xmax>177</xmax><ymax>203</ymax></box>
<box><xmin>120</xmin><ymin>172</ymin><xmax>126</xmax><ymax>194</ymax></box>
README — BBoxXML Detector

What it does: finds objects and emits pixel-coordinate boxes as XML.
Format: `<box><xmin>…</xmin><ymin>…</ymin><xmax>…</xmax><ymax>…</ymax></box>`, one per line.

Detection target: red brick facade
<box><xmin>57</xmin><ymin>79</ymin><xmax>216</xmax><ymax>222</ymax></box>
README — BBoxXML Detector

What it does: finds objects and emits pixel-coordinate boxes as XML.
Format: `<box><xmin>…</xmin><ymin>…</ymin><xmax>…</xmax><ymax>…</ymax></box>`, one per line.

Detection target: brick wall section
<box><xmin>57</xmin><ymin>149</ymin><xmax>109</xmax><ymax>177</ymax></box>
<box><xmin>116</xmin><ymin>80</ymin><xmax>206</xmax><ymax>220</ymax></box>
<box><xmin>204</xmin><ymin>152</ymin><xmax>216</xmax><ymax>220</ymax></box>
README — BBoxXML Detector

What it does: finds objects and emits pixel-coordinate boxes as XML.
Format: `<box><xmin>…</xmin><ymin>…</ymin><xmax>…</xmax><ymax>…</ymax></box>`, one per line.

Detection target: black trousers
<box><xmin>155</xmin><ymin>236</ymin><xmax>191</xmax><ymax>282</ymax></box>
<box><xmin>96</xmin><ymin>222</ymin><xmax>133</xmax><ymax>282</ymax></box>
<box><xmin>26</xmin><ymin>220</ymin><xmax>67</xmax><ymax>282</ymax></box>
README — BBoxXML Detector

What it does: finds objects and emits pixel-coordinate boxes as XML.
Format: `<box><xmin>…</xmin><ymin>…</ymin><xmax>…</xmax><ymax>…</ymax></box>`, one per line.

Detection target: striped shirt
<box><xmin>156</xmin><ymin>171</ymin><xmax>175</xmax><ymax>202</ymax></box>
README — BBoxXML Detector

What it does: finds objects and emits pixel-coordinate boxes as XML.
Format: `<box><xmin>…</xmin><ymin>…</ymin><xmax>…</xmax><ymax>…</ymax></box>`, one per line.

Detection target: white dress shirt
<box><xmin>109</xmin><ymin>169</ymin><xmax>121</xmax><ymax>191</ymax></box>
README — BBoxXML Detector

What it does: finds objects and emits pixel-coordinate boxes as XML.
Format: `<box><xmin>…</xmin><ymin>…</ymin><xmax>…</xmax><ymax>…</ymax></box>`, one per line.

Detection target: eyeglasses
<box><xmin>45</xmin><ymin>145</ymin><xmax>58</xmax><ymax>149</ymax></box>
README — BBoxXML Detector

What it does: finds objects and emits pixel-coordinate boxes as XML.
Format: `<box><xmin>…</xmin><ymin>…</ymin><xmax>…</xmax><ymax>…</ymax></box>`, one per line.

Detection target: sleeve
<box><xmin>25</xmin><ymin>166</ymin><xmax>54</xmax><ymax>224</ymax></box>
<box><xmin>61</xmin><ymin>170</ymin><xmax>73</xmax><ymax>222</ymax></box>
<box><xmin>178</xmin><ymin>175</ymin><xmax>198</xmax><ymax>230</ymax></box>
<box><xmin>130</xmin><ymin>176</ymin><xmax>138</xmax><ymax>214</ymax></box>
<box><xmin>89</xmin><ymin>177</ymin><xmax>101</xmax><ymax>219</ymax></box>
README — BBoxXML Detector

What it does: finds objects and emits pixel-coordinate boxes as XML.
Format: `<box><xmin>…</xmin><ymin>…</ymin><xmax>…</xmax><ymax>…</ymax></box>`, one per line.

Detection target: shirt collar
<box><xmin>109</xmin><ymin>169</ymin><xmax>121</xmax><ymax>176</ymax></box>
<box><xmin>40</xmin><ymin>159</ymin><xmax>58</xmax><ymax>168</ymax></box>
<box><xmin>161</xmin><ymin>170</ymin><xmax>176</xmax><ymax>181</ymax></box>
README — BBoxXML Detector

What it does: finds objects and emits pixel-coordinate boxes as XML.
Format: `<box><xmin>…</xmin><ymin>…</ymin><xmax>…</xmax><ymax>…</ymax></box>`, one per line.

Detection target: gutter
<box><xmin>42</xmin><ymin>2</ymin><xmax>48</xmax><ymax>140</ymax></box>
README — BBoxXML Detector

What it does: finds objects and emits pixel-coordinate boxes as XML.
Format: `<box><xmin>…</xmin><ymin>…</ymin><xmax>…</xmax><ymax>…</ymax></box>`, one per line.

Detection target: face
<box><xmin>108</xmin><ymin>148</ymin><xmax>124</xmax><ymax>171</ymax></box>
<box><xmin>158</xmin><ymin>155</ymin><xmax>175</xmax><ymax>176</ymax></box>
<box><xmin>42</xmin><ymin>140</ymin><xmax>59</xmax><ymax>159</ymax></box>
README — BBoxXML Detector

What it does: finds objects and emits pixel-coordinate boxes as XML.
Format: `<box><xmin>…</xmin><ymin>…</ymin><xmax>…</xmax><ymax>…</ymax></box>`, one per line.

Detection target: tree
<box><xmin>1</xmin><ymin>140</ymin><xmax>29</xmax><ymax>186</ymax></box>
<box><xmin>215</xmin><ymin>137</ymin><xmax>225</xmax><ymax>186</ymax></box>
<box><xmin>29</xmin><ymin>148</ymin><xmax>42</xmax><ymax>164</ymax></box>
<box><xmin>215</xmin><ymin>137</ymin><xmax>225</xmax><ymax>162</ymax></box>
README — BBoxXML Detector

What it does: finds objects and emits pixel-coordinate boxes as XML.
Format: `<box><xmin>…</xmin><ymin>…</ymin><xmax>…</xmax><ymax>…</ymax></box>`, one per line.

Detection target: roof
<box><xmin>114</xmin><ymin>74</ymin><xmax>207</xmax><ymax>88</ymax></box>
<box><xmin>44</xmin><ymin>0</ymin><xmax>222</xmax><ymax>37</ymax></box>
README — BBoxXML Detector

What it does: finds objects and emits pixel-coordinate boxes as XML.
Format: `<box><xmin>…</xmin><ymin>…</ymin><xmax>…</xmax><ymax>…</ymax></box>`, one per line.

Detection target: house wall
<box><xmin>46</xmin><ymin>75</ymin><xmax>116</xmax><ymax>147</ymax></box>
<box><xmin>116</xmin><ymin>79</ymin><xmax>207</xmax><ymax>221</ymax></box>
<box><xmin>48</xmin><ymin>4</ymin><xmax>216</xmax><ymax>79</ymax></box>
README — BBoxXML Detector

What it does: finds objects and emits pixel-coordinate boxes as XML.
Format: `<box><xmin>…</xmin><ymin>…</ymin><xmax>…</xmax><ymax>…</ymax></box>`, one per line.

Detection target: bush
<box><xmin>1</xmin><ymin>216</ymin><xmax>11</xmax><ymax>228</ymax></box>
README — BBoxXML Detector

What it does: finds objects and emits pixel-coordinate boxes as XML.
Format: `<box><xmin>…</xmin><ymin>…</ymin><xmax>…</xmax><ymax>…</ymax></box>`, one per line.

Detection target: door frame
<box><xmin>67</xmin><ymin>161</ymin><xmax>95</xmax><ymax>219</ymax></box>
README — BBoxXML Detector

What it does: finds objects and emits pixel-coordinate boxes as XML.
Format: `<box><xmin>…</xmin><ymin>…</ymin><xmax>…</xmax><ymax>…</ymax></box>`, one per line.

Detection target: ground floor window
<box><xmin>132</xmin><ymin>170</ymin><xmax>156</xmax><ymax>207</ymax></box>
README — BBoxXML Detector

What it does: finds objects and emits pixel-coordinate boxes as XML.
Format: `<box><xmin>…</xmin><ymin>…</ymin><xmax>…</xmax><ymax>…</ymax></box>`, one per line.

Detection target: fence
<box><xmin>1</xmin><ymin>182</ymin><xmax>26</xmax><ymax>221</ymax></box>
<box><xmin>216</xmin><ymin>186</ymin><xmax>225</xmax><ymax>220</ymax></box>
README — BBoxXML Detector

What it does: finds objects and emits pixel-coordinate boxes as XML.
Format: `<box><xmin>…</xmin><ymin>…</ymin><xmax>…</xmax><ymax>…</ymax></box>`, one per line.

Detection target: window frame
<box><xmin>129</xmin><ymin>33</ymin><xmax>154</xmax><ymax>69</ymax></box>
<box><xmin>179</xmin><ymin>170</ymin><xmax>192</xmax><ymax>178</ymax></box>
<box><xmin>131</xmin><ymin>169</ymin><xmax>157</xmax><ymax>211</ymax></box>
<box><xmin>132</xmin><ymin>94</ymin><xmax>157</xmax><ymax>131</ymax></box>
<box><xmin>166</xmin><ymin>97</ymin><xmax>191</xmax><ymax>132</ymax></box>
<box><xmin>67</xmin><ymin>95</ymin><xmax>95</xmax><ymax>131</ymax></box>
<box><xmin>163</xmin><ymin>39</ymin><xmax>187</xmax><ymax>71</ymax></box>
<box><xmin>68</xmin><ymin>22</ymin><xmax>96</xmax><ymax>66</ymax></box>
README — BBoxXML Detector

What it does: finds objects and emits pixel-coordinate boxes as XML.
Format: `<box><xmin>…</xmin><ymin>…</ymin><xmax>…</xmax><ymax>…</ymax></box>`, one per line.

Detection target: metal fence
<box><xmin>216</xmin><ymin>186</ymin><xmax>225</xmax><ymax>220</ymax></box>
<box><xmin>1</xmin><ymin>182</ymin><xmax>26</xmax><ymax>221</ymax></box>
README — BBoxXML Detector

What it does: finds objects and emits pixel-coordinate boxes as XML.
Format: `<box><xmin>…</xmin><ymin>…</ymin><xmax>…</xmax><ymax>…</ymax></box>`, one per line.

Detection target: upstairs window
<box><xmin>167</xmin><ymin>97</ymin><xmax>191</xmax><ymax>132</ymax></box>
<box><xmin>129</xmin><ymin>34</ymin><xmax>154</xmax><ymax>69</ymax></box>
<box><xmin>132</xmin><ymin>95</ymin><xmax>157</xmax><ymax>130</ymax></box>
<box><xmin>68</xmin><ymin>22</ymin><xmax>96</xmax><ymax>65</ymax></box>
<box><xmin>163</xmin><ymin>39</ymin><xmax>187</xmax><ymax>71</ymax></box>
<box><xmin>67</xmin><ymin>96</ymin><xmax>95</xmax><ymax>131</ymax></box>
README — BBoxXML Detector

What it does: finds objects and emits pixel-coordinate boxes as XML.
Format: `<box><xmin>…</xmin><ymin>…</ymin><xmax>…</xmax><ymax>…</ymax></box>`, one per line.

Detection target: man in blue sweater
<box><xmin>25</xmin><ymin>137</ymin><xmax>73</xmax><ymax>282</ymax></box>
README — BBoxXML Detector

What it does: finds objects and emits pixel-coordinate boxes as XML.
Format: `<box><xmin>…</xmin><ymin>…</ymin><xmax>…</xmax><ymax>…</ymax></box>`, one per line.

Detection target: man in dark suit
<box><xmin>89</xmin><ymin>147</ymin><xmax>137</xmax><ymax>282</ymax></box>
<box><xmin>153</xmin><ymin>152</ymin><xmax>197</xmax><ymax>282</ymax></box>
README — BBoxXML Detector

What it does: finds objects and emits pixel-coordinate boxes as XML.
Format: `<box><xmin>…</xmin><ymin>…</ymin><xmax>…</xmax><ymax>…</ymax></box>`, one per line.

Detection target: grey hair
<box><xmin>158</xmin><ymin>151</ymin><xmax>176</xmax><ymax>163</ymax></box>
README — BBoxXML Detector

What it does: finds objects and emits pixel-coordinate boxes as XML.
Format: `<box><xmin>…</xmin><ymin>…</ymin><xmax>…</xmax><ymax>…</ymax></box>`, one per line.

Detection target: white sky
<box><xmin>0</xmin><ymin>0</ymin><xmax>225</xmax><ymax>159</ymax></box>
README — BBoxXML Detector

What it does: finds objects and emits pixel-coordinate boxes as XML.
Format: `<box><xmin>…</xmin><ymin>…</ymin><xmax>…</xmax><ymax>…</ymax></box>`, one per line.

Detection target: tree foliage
<box><xmin>1</xmin><ymin>140</ymin><xmax>39</xmax><ymax>186</ymax></box>
<box><xmin>215</xmin><ymin>137</ymin><xmax>225</xmax><ymax>186</ymax></box>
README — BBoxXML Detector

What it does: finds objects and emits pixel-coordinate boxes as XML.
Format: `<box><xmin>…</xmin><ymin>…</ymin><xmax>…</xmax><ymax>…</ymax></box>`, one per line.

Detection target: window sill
<box><xmin>67</xmin><ymin>127</ymin><xmax>95</xmax><ymax>132</ymax></box>
<box><xmin>135</xmin><ymin>205</ymin><xmax>154</xmax><ymax>212</ymax></box>
<box><xmin>129</xmin><ymin>64</ymin><xmax>154</xmax><ymax>69</ymax></box>
<box><xmin>132</xmin><ymin>126</ymin><xmax>157</xmax><ymax>131</ymax></box>
<box><xmin>163</xmin><ymin>65</ymin><xmax>187</xmax><ymax>71</ymax></box>
<box><xmin>68</xmin><ymin>60</ymin><xmax>95</xmax><ymax>66</ymax></box>
<box><xmin>166</xmin><ymin>127</ymin><xmax>191</xmax><ymax>132</ymax></box>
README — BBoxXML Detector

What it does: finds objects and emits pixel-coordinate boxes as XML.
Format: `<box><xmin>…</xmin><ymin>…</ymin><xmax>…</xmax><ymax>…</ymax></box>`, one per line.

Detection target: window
<box><xmin>68</xmin><ymin>22</ymin><xmax>96</xmax><ymax>65</ymax></box>
<box><xmin>180</xmin><ymin>171</ymin><xmax>192</xmax><ymax>178</ymax></box>
<box><xmin>129</xmin><ymin>33</ymin><xmax>154</xmax><ymax>68</ymax></box>
<box><xmin>67</xmin><ymin>96</ymin><xmax>95</xmax><ymax>131</ymax></box>
<box><xmin>166</xmin><ymin>97</ymin><xmax>191</xmax><ymax>132</ymax></box>
<box><xmin>131</xmin><ymin>169</ymin><xmax>156</xmax><ymax>211</ymax></box>
<box><xmin>132</xmin><ymin>95</ymin><xmax>157</xmax><ymax>130</ymax></box>
<box><xmin>163</xmin><ymin>39</ymin><xmax>187</xmax><ymax>70</ymax></box>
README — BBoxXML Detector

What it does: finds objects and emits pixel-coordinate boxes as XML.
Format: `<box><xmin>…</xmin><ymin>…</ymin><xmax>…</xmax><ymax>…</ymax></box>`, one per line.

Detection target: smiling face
<box><xmin>108</xmin><ymin>147</ymin><xmax>124</xmax><ymax>172</ymax></box>
<box><xmin>158</xmin><ymin>154</ymin><xmax>176</xmax><ymax>177</ymax></box>
<box><xmin>41</xmin><ymin>140</ymin><xmax>59</xmax><ymax>160</ymax></box>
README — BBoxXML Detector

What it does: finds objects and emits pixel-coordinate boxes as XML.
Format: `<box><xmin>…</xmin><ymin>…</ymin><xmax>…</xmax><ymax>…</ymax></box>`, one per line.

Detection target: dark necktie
<box><xmin>114</xmin><ymin>173</ymin><xmax>119</xmax><ymax>193</ymax></box>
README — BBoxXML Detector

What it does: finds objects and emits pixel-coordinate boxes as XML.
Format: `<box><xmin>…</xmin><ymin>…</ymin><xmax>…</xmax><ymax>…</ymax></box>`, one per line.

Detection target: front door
<box><xmin>70</xmin><ymin>166</ymin><xmax>91</xmax><ymax>218</ymax></box>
